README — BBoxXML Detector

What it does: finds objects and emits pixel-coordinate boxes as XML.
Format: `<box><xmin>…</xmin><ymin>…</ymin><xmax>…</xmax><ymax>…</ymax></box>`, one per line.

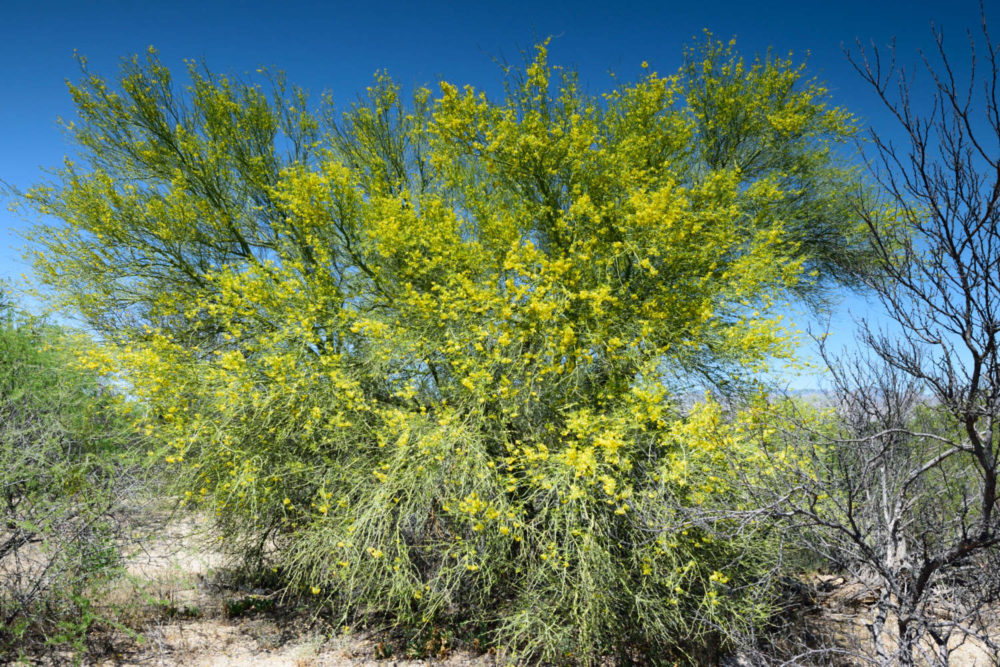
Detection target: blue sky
<box><xmin>1</xmin><ymin>0</ymin><xmax>996</xmax><ymax>383</ymax></box>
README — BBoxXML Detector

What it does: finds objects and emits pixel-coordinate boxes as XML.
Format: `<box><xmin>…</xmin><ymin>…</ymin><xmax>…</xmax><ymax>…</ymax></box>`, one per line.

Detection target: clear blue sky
<box><xmin>1</xmin><ymin>0</ymin><xmax>995</xmax><ymax>382</ymax></box>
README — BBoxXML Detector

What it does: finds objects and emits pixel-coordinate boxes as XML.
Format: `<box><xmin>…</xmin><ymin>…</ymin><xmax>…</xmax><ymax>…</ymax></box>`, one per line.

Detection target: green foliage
<box><xmin>20</xmin><ymin>39</ymin><xmax>877</xmax><ymax>663</ymax></box>
<box><xmin>224</xmin><ymin>595</ymin><xmax>273</xmax><ymax>618</ymax></box>
<box><xmin>0</xmin><ymin>287</ymin><xmax>142</xmax><ymax>657</ymax></box>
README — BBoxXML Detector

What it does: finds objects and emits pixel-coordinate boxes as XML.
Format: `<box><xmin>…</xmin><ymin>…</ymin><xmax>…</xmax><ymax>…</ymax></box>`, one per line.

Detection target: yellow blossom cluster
<box><xmin>21</xmin><ymin>38</ymin><xmax>872</xmax><ymax>664</ymax></box>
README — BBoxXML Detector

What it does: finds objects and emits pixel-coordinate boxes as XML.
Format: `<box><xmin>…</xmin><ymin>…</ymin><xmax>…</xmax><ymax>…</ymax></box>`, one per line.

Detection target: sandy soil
<box><xmin>20</xmin><ymin>510</ymin><xmax>998</xmax><ymax>665</ymax></box>
<box><xmin>60</xmin><ymin>511</ymin><xmax>495</xmax><ymax>667</ymax></box>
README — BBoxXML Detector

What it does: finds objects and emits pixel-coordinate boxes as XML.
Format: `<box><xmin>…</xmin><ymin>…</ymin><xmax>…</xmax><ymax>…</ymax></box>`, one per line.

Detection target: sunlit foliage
<box><xmin>22</xmin><ymin>39</ymin><xmax>872</xmax><ymax>662</ymax></box>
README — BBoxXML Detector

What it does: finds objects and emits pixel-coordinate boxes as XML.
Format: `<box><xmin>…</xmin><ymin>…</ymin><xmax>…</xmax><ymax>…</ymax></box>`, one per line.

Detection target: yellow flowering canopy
<box><xmin>22</xmin><ymin>39</ymin><xmax>871</xmax><ymax>663</ymax></box>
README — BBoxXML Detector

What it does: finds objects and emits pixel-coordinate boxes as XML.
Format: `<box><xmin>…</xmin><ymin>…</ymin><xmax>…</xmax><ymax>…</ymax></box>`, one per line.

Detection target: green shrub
<box><xmin>0</xmin><ymin>289</ymin><xmax>144</xmax><ymax>658</ymax></box>
<box><xmin>21</xmin><ymin>39</ymin><xmax>878</xmax><ymax>664</ymax></box>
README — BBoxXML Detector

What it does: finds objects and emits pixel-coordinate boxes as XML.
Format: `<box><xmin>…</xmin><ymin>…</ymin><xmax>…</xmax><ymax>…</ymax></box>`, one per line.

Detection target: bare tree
<box><xmin>749</xmin><ymin>9</ymin><xmax>1000</xmax><ymax>666</ymax></box>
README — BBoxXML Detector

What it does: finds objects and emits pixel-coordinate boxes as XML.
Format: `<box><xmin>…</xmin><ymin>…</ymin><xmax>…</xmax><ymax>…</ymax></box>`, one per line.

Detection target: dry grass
<box><xmin>26</xmin><ymin>507</ymin><xmax>999</xmax><ymax>665</ymax></box>
<box><xmin>31</xmin><ymin>508</ymin><xmax>497</xmax><ymax>666</ymax></box>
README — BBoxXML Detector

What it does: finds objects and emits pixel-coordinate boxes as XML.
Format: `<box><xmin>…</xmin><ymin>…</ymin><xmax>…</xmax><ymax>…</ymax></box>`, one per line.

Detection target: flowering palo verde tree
<box><xmin>21</xmin><ymin>39</ymin><xmax>874</xmax><ymax>663</ymax></box>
